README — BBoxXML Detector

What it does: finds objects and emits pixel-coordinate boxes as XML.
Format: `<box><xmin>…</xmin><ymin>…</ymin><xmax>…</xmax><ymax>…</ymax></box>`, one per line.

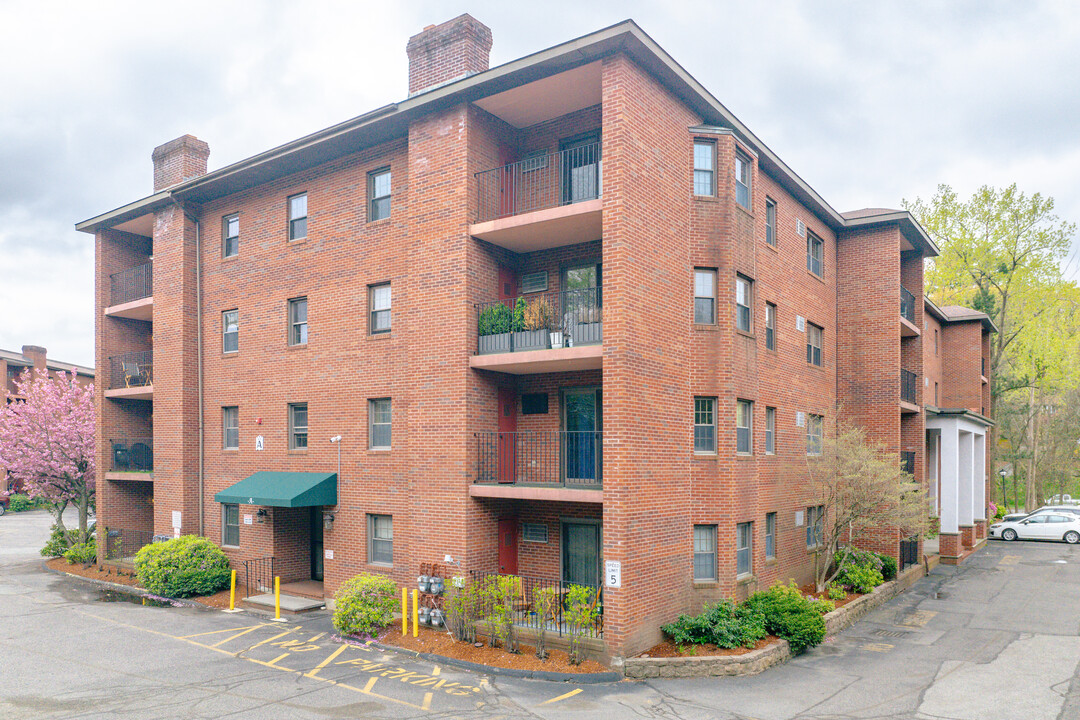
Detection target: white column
<box><xmin>973</xmin><ymin>432</ymin><xmax>986</xmax><ymax>521</ymax></box>
<box><xmin>939</xmin><ymin>424</ymin><xmax>959</xmax><ymax>534</ymax></box>
<box><xmin>958</xmin><ymin>431</ymin><xmax>975</xmax><ymax>527</ymax></box>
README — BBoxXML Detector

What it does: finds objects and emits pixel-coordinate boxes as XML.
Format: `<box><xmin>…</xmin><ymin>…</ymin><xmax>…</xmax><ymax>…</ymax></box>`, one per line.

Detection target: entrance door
<box><xmin>497</xmin><ymin>388</ymin><xmax>517</xmax><ymax>484</ymax></box>
<box><xmin>498</xmin><ymin>518</ymin><xmax>518</xmax><ymax>575</ymax></box>
<box><xmin>562</xmin><ymin>521</ymin><xmax>600</xmax><ymax>587</ymax></box>
<box><xmin>563</xmin><ymin>388</ymin><xmax>601</xmax><ymax>484</ymax></box>
<box><xmin>310</xmin><ymin>507</ymin><xmax>324</xmax><ymax>581</ymax></box>
<box><xmin>560</xmin><ymin>133</ymin><xmax>601</xmax><ymax>205</ymax></box>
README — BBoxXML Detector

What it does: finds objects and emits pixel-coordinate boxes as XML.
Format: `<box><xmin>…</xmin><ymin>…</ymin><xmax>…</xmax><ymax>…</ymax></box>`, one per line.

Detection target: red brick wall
<box><xmin>942</xmin><ymin>321</ymin><xmax>984</xmax><ymax>414</ymax></box>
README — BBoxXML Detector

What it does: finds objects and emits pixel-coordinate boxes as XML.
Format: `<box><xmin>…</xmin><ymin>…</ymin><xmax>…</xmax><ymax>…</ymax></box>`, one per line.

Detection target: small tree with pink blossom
<box><xmin>0</xmin><ymin>369</ymin><xmax>95</xmax><ymax>548</ymax></box>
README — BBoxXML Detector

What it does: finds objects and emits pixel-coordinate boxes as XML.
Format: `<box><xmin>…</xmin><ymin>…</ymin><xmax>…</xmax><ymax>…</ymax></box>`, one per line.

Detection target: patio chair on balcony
<box><xmin>122</xmin><ymin>362</ymin><xmax>148</xmax><ymax>388</ymax></box>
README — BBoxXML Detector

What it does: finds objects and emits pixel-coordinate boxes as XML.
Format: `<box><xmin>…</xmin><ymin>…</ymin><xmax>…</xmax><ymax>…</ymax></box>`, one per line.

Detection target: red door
<box><xmin>498</xmin><ymin>518</ymin><xmax>518</xmax><ymax>575</ymax></box>
<box><xmin>497</xmin><ymin>387</ymin><xmax>517</xmax><ymax>484</ymax></box>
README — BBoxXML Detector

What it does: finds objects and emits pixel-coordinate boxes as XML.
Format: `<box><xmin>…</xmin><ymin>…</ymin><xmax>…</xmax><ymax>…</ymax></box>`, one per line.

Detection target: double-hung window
<box><xmin>807</xmin><ymin>322</ymin><xmax>823</xmax><ymax>366</ymax></box>
<box><xmin>765</xmin><ymin>513</ymin><xmax>777</xmax><ymax>560</ymax></box>
<box><xmin>735</xmin><ymin>151</ymin><xmax>751</xmax><ymax>210</ymax></box>
<box><xmin>765</xmin><ymin>198</ymin><xmax>777</xmax><ymax>246</ymax></box>
<box><xmin>693</xmin><ymin>141</ymin><xmax>715</xmax><ymax>196</ymax></box>
<box><xmin>369</xmin><ymin>514</ymin><xmax>393</xmax><ymax>565</ymax></box>
<box><xmin>736</xmin><ymin>399</ymin><xmax>753</xmax><ymax>454</ymax></box>
<box><xmin>693</xmin><ymin>525</ymin><xmax>717</xmax><ymax>581</ymax></box>
<box><xmin>806</xmin><ymin>505</ymin><xmax>824</xmax><ymax>548</ymax></box>
<box><xmin>288</xmin><ymin>193</ymin><xmax>308</xmax><ymax>240</ymax></box>
<box><xmin>289</xmin><ymin>402</ymin><xmax>308</xmax><ymax>450</ymax></box>
<box><xmin>807</xmin><ymin>413</ymin><xmax>823</xmax><ymax>456</ymax></box>
<box><xmin>222</xmin><ymin>504</ymin><xmax>240</xmax><ymax>547</ymax></box>
<box><xmin>765</xmin><ymin>406</ymin><xmax>776</xmax><ymax>455</ymax></box>
<box><xmin>370</xmin><ymin>283</ymin><xmax>391</xmax><ymax>333</ymax></box>
<box><xmin>289</xmin><ymin>297</ymin><xmax>308</xmax><ymax>346</ymax></box>
<box><xmin>222</xmin><ymin>310</ymin><xmax>239</xmax><ymax>353</ymax></box>
<box><xmin>765</xmin><ymin>302</ymin><xmax>777</xmax><ymax>350</ymax></box>
<box><xmin>694</xmin><ymin>397</ymin><xmax>717</xmax><ymax>453</ymax></box>
<box><xmin>223</xmin><ymin>406</ymin><xmax>239</xmax><ymax>450</ymax></box>
<box><xmin>223</xmin><ymin>214</ymin><xmax>239</xmax><ymax>258</ymax></box>
<box><xmin>807</xmin><ymin>231</ymin><xmax>824</xmax><ymax>277</ymax></box>
<box><xmin>736</xmin><ymin>522</ymin><xmax>752</xmax><ymax>576</ymax></box>
<box><xmin>694</xmin><ymin>269</ymin><xmax>716</xmax><ymax>324</ymax></box>
<box><xmin>369</xmin><ymin>398</ymin><xmax>391</xmax><ymax>450</ymax></box>
<box><xmin>369</xmin><ymin>168</ymin><xmax>391</xmax><ymax>221</ymax></box>
<box><xmin>736</xmin><ymin>275</ymin><xmax>753</xmax><ymax>332</ymax></box>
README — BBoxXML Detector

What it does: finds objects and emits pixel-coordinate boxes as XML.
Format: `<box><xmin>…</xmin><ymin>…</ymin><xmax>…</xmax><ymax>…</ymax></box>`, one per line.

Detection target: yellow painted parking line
<box><xmin>179</xmin><ymin>623</ymin><xmax>269</xmax><ymax>640</ymax></box>
<box><xmin>209</xmin><ymin>624</ymin><xmax>276</xmax><ymax>647</ymax></box>
<box><xmin>305</xmin><ymin>644</ymin><xmax>349</xmax><ymax>678</ymax></box>
<box><xmin>862</xmin><ymin>643</ymin><xmax>894</xmax><ymax>653</ymax></box>
<box><xmin>239</xmin><ymin>627</ymin><xmax>301</xmax><ymax>655</ymax></box>
<box><xmin>898</xmin><ymin>610</ymin><xmax>937</xmax><ymax>628</ymax></box>
<box><xmin>1000</xmin><ymin>555</ymin><xmax>1021</xmax><ymax>565</ymax></box>
<box><xmin>422</xmin><ymin>692</ymin><xmax>433</xmax><ymax>710</ymax></box>
<box><xmin>432</xmin><ymin>665</ymin><xmax>440</xmax><ymax>676</ymax></box>
<box><xmin>540</xmin><ymin>688</ymin><xmax>583</xmax><ymax>705</ymax></box>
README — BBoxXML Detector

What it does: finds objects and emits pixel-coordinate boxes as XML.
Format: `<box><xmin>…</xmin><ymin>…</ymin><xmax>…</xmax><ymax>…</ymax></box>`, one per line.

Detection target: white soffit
<box><xmin>473</xmin><ymin>62</ymin><xmax>602</xmax><ymax>128</ymax></box>
<box><xmin>114</xmin><ymin>214</ymin><xmax>154</xmax><ymax>237</ymax></box>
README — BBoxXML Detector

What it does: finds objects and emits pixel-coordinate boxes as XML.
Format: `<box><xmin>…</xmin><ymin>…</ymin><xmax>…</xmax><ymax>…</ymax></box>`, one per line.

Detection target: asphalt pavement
<box><xmin>3</xmin><ymin>509</ymin><xmax>1080</xmax><ymax>719</ymax></box>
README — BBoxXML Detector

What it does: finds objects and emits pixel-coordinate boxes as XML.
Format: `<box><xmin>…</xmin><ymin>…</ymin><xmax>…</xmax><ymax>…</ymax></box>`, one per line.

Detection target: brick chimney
<box><xmin>21</xmin><ymin>345</ymin><xmax>47</xmax><ymax>372</ymax></box>
<box><xmin>406</xmin><ymin>14</ymin><xmax>492</xmax><ymax>96</ymax></box>
<box><xmin>152</xmin><ymin>134</ymin><xmax>210</xmax><ymax>191</ymax></box>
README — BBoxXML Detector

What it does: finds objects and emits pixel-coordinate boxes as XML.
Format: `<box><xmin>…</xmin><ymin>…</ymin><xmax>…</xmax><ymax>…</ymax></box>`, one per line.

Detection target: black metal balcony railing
<box><xmin>469</xmin><ymin>571</ymin><xmax>603</xmax><ymax>639</ymax></box>
<box><xmin>901</xmin><ymin>450</ymin><xmax>916</xmax><ymax>477</ymax></box>
<box><xmin>110</xmin><ymin>262</ymin><xmax>152</xmax><ymax>306</ymax></box>
<box><xmin>475</xmin><ymin>142</ymin><xmax>602</xmax><ymax>223</ymax></box>
<box><xmin>476</xmin><ymin>431</ymin><xmax>603</xmax><ymax>488</ymax></box>
<box><xmin>900</xmin><ymin>285</ymin><xmax>915</xmax><ymax>323</ymax></box>
<box><xmin>243</xmin><ymin>557</ymin><xmax>276</xmax><ymax>598</ymax></box>
<box><xmin>110</xmin><ymin>438</ymin><xmax>153</xmax><ymax>472</ymax></box>
<box><xmin>901</xmin><ymin>369</ymin><xmax>918</xmax><ymax>404</ymax></box>
<box><xmin>477</xmin><ymin>287</ymin><xmax>601</xmax><ymax>355</ymax></box>
<box><xmin>108</xmin><ymin>351</ymin><xmax>153</xmax><ymax>390</ymax></box>
<box><xmin>102</xmin><ymin>528</ymin><xmax>155</xmax><ymax>561</ymax></box>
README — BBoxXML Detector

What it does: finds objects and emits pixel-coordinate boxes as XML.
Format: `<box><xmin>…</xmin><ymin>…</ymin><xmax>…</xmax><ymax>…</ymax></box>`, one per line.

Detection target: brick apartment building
<box><xmin>77</xmin><ymin>16</ymin><xmax>992</xmax><ymax>658</ymax></box>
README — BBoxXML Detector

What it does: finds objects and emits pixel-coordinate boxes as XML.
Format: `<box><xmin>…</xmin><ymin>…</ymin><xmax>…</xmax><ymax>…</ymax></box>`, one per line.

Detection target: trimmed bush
<box><xmin>825</xmin><ymin>582</ymin><xmax>847</xmax><ymax>601</ymax></box>
<box><xmin>743</xmin><ymin>582</ymin><xmax>826</xmax><ymax>654</ymax></box>
<box><xmin>8</xmin><ymin>494</ymin><xmax>33</xmax><ymax>512</ymax></box>
<box><xmin>63</xmin><ymin>541</ymin><xmax>97</xmax><ymax>565</ymax></box>
<box><xmin>876</xmin><ymin>552</ymin><xmax>898</xmax><ymax>581</ymax></box>
<box><xmin>134</xmin><ymin>536</ymin><xmax>231</xmax><ymax>598</ymax></box>
<box><xmin>807</xmin><ymin>596</ymin><xmax>835</xmax><ymax>615</ymax></box>
<box><xmin>332</xmin><ymin>573</ymin><xmax>399</xmax><ymax>638</ymax></box>
<box><xmin>662</xmin><ymin>599</ymin><xmax>767</xmax><ymax>650</ymax></box>
<box><xmin>41</xmin><ymin>522</ymin><xmax>95</xmax><ymax>557</ymax></box>
<box><xmin>833</xmin><ymin>548</ymin><xmax>886</xmax><ymax>593</ymax></box>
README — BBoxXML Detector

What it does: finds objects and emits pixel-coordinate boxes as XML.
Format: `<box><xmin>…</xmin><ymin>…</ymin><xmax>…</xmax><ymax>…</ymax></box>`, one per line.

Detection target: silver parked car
<box><xmin>989</xmin><ymin>513</ymin><xmax>1080</xmax><ymax>544</ymax></box>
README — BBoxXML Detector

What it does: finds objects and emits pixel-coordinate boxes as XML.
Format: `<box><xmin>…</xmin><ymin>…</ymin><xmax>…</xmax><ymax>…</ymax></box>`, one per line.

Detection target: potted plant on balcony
<box><xmin>478</xmin><ymin>302</ymin><xmax>513</xmax><ymax>354</ymax></box>
<box><xmin>515</xmin><ymin>297</ymin><xmax>552</xmax><ymax>352</ymax></box>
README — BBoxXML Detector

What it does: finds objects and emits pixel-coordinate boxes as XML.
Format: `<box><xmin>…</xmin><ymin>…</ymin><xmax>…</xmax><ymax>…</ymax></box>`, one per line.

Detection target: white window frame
<box><xmin>735</xmin><ymin>151</ymin><xmax>751</xmax><ymax>210</ymax></box>
<box><xmin>223</xmin><ymin>213</ymin><xmax>239</xmax><ymax>258</ymax></box>
<box><xmin>694</xmin><ymin>396</ymin><xmax>717</xmax><ymax>454</ymax></box>
<box><xmin>765</xmin><ymin>512</ymin><xmax>777</xmax><ymax>560</ymax></box>
<box><xmin>736</xmin><ymin>521</ymin><xmax>752</xmax><ymax>577</ymax></box>
<box><xmin>736</xmin><ymin>399</ymin><xmax>753</xmax><ymax>455</ymax></box>
<box><xmin>694</xmin><ymin>268</ymin><xmax>716</xmax><ymax>324</ymax></box>
<box><xmin>369</xmin><ymin>168</ymin><xmax>391</xmax><ymax>221</ymax></box>
<box><xmin>736</xmin><ymin>275</ymin><xmax>753</xmax><ymax>333</ymax></box>
<box><xmin>765</xmin><ymin>302</ymin><xmax>776</xmax><ymax>350</ymax></box>
<box><xmin>765</xmin><ymin>406</ymin><xmax>776</xmax><ymax>455</ymax></box>
<box><xmin>807</xmin><ymin>231</ymin><xmax>824</xmax><ymax>277</ymax></box>
<box><xmin>288</xmin><ymin>297</ymin><xmax>308</xmax><ymax>346</ymax></box>
<box><xmin>693</xmin><ymin>141</ymin><xmax>715</xmax><ymax>196</ymax></box>
<box><xmin>369</xmin><ymin>398</ymin><xmax>391</xmax><ymax>450</ymax></box>
<box><xmin>222</xmin><ymin>503</ymin><xmax>240</xmax><ymax>547</ymax></box>
<box><xmin>289</xmin><ymin>402</ymin><xmax>308</xmax><ymax>450</ymax></box>
<box><xmin>288</xmin><ymin>192</ymin><xmax>308</xmax><ymax>240</ymax></box>
<box><xmin>807</xmin><ymin>414</ymin><xmax>823</xmax><ymax>456</ymax></box>
<box><xmin>807</xmin><ymin>322</ymin><xmax>823</xmax><ymax>367</ymax></box>
<box><xmin>223</xmin><ymin>406</ymin><xmax>239</xmax><ymax>450</ymax></box>
<box><xmin>693</xmin><ymin>524</ymin><xmax>717</xmax><ymax>581</ymax></box>
<box><xmin>368</xmin><ymin>514</ymin><xmax>393</xmax><ymax>565</ymax></box>
<box><xmin>369</xmin><ymin>283</ymin><xmax>391</xmax><ymax>334</ymax></box>
<box><xmin>765</xmin><ymin>198</ymin><xmax>777</xmax><ymax>246</ymax></box>
<box><xmin>222</xmin><ymin>310</ymin><xmax>239</xmax><ymax>354</ymax></box>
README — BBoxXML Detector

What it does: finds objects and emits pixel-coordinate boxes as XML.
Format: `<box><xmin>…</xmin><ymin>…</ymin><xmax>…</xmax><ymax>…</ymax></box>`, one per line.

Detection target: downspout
<box><xmin>172</xmin><ymin>199</ymin><xmax>205</xmax><ymax>536</ymax></box>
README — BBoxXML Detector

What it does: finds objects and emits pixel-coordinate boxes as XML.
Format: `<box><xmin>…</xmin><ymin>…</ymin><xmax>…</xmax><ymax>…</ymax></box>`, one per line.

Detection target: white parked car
<box><xmin>989</xmin><ymin>512</ymin><xmax>1080</xmax><ymax>544</ymax></box>
<box><xmin>1000</xmin><ymin>506</ymin><xmax>1080</xmax><ymax>524</ymax></box>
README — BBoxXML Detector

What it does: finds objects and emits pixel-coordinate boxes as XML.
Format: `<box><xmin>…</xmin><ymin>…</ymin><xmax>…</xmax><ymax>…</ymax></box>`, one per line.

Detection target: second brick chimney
<box><xmin>20</xmin><ymin>345</ymin><xmax>47</xmax><ymax>373</ymax></box>
<box><xmin>406</xmin><ymin>14</ymin><xmax>492</xmax><ymax>96</ymax></box>
<box><xmin>152</xmin><ymin>134</ymin><xmax>210</xmax><ymax>191</ymax></box>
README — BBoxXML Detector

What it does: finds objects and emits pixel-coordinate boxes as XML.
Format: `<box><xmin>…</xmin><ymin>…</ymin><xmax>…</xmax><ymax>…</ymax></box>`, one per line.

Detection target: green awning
<box><xmin>214</xmin><ymin>471</ymin><xmax>337</xmax><ymax>507</ymax></box>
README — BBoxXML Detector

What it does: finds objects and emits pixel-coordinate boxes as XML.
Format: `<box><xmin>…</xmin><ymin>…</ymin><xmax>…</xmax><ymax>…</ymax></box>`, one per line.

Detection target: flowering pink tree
<box><xmin>0</xmin><ymin>369</ymin><xmax>95</xmax><ymax>546</ymax></box>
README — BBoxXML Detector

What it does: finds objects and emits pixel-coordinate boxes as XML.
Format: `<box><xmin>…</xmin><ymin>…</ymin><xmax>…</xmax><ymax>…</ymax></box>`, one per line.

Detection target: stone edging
<box><xmin>623</xmin><ymin>561</ymin><xmax>930</xmax><ymax>680</ymax></box>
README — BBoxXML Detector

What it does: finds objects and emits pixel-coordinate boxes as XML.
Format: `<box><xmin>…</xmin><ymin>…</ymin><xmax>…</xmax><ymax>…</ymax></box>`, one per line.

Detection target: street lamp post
<box><xmin>998</xmin><ymin>468</ymin><xmax>1008</xmax><ymax>512</ymax></box>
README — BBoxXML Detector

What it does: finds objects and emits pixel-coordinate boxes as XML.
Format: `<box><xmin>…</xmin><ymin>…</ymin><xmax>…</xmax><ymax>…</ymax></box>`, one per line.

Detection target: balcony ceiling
<box><xmin>114</xmin><ymin>213</ymin><xmax>154</xmax><ymax>238</ymax></box>
<box><xmin>104</xmin><ymin>296</ymin><xmax>153</xmax><ymax>321</ymax></box>
<box><xmin>473</xmin><ymin>62</ymin><xmax>602</xmax><ymax>128</ymax></box>
<box><xmin>470</xmin><ymin>344</ymin><xmax>602</xmax><ymax>375</ymax></box>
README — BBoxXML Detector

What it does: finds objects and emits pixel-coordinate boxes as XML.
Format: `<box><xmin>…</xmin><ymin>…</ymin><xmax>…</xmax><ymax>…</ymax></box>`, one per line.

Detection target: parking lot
<box><xmin>4</xmin><ymin>510</ymin><xmax>1080</xmax><ymax>719</ymax></box>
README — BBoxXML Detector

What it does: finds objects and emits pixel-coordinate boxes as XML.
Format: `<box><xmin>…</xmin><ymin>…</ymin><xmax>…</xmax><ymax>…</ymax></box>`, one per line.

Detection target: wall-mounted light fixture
<box><xmin>323</xmin><ymin>512</ymin><xmax>335</xmax><ymax>532</ymax></box>
<box><xmin>256</xmin><ymin>508</ymin><xmax>270</xmax><ymax>523</ymax></box>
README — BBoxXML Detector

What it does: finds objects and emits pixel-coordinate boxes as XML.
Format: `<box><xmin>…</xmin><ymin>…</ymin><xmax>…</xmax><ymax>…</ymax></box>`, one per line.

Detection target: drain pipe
<box><xmin>172</xmin><ymin>199</ymin><xmax>205</xmax><ymax>537</ymax></box>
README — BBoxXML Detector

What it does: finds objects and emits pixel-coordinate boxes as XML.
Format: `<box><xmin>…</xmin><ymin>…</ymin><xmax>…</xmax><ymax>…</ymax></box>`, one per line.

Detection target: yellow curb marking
<box><xmin>305</xmin><ymin>644</ymin><xmax>349</xmax><ymax>678</ymax></box>
<box><xmin>540</xmin><ymin>688</ymin><xmax>583</xmax><ymax>705</ymax></box>
<box><xmin>862</xmin><ymin>642</ymin><xmax>894</xmax><ymax>653</ymax></box>
<box><xmin>898</xmin><ymin>610</ymin><xmax>937</xmax><ymax>627</ymax></box>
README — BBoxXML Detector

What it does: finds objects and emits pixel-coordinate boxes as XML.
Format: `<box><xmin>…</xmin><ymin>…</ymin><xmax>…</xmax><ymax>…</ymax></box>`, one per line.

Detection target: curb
<box><xmin>364</xmin><ymin>638</ymin><xmax>621</xmax><ymax>683</ymax></box>
<box><xmin>42</xmin><ymin>560</ymin><xmax>229</xmax><ymax>613</ymax></box>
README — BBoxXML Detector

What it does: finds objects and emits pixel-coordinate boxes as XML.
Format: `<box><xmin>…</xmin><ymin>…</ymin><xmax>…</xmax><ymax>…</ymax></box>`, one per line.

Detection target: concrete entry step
<box><xmin>244</xmin><ymin>593</ymin><xmax>325</xmax><ymax>613</ymax></box>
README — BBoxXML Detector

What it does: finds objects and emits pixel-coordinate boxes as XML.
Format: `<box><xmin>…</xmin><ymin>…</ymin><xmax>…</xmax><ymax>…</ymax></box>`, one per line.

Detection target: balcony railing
<box><xmin>469</xmin><ymin>571</ymin><xmax>603</xmax><ymax>639</ymax></box>
<box><xmin>901</xmin><ymin>450</ymin><xmax>916</xmax><ymax>476</ymax></box>
<box><xmin>111</xmin><ymin>262</ymin><xmax>152</xmax><ymax>306</ymax></box>
<box><xmin>901</xmin><ymin>369</ymin><xmax>918</xmax><ymax>404</ymax></box>
<box><xmin>477</xmin><ymin>287</ymin><xmax>601</xmax><ymax>354</ymax></box>
<box><xmin>102</xmin><ymin>527</ymin><xmax>156</xmax><ymax>561</ymax></box>
<box><xmin>108</xmin><ymin>351</ymin><xmax>153</xmax><ymax>390</ymax></box>
<box><xmin>475</xmin><ymin>142</ymin><xmax>602</xmax><ymax>223</ymax></box>
<box><xmin>900</xmin><ymin>285</ymin><xmax>915</xmax><ymax>323</ymax></box>
<box><xmin>476</xmin><ymin>431</ymin><xmax>602</xmax><ymax>488</ymax></box>
<box><xmin>110</xmin><ymin>438</ymin><xmax>153</xmax><ymax>472</ymax></box>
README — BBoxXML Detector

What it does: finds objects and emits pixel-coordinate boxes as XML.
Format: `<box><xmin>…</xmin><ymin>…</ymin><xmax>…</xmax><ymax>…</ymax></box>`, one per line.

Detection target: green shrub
<box><xmin>8</xmin><ymin>494</ymin><xmax>33</xmax><ymax>512</ymax></box>
<box><xmin>40</xmin><ymin>522</ymin><xmax>95</xmax><ymax>557</ymax></box>
<box><xmin>332</xmin><ymin>573</ymin><xmax>399</xmax><ymax>638</ymax></box>
<box><xmin>743</xmin><ymin>581</ymin><xmax>826</xmax><ymax>654</ymax></box>
<box><xmin>511</xmin><ymin>297</ymin><xmax>528</xmax><ymax>332</ymax></box>
<box><xmin>134</xmin><ymin>536</ymin><xmax>231</xmax><ymax>598</ymax></box>
<box><xmin>876</xmin><ymin>552</ymin><xmax>898</xmax><ymax>581</ymax></box>
<box><xmin>63</xmin><ymin>541</ymin><xmax>97</xmax><ymax>565</ymax></box>
<box><xmin>807</xmin><ymin>596</ymin><xmax>835</xmax><ymax>615</ymax></box>
<box><xmin>832</xmin><ymin>548</ymin><xmax>886</xmax><ymax>593</ymax></box>
<box><xmin>825</xmin><ymin>582</ymin><xmax>847</xmax><ymax>601</ymax></box>
<box><xmin>662</xmin><ymin>599</ymin><xmax>766</xmax><ymax>649</ymax></box>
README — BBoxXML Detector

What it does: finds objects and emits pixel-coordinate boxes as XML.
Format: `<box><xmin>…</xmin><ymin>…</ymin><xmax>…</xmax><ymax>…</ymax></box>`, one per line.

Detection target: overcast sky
<box><xmin>2</xmin><ymin>0</ymin><xmax>1078</xmax><ymax>369</ymax></box>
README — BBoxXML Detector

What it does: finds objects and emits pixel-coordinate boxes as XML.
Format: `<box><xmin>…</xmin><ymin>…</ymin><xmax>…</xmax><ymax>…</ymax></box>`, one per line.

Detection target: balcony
<box><xmin>106</xmin><ymin>437</ymin><xmax>153</xmax><ymax>480</ymax></box>
<box><xmin>105</xmin><ymin>262</ymin><xmax>153</xmax><ymax>321</ymax></box>
<box><xmin>900</xmin><ymin>285</ymin><xmax>919</xmax><ymax>336</ymax></box>
<box><xmin>104</xmin><ymin>351</ymin><xmax>153</xmax><ymax>400</ymax></box>
<box><xmin>471</xmin><ymin>143</ymin><xmax>602</xmax><ymax>253</ymax></box>
<box><xmin>470</xmin><ymin>288</ymin><xmax>602</xmax><ymax>375</ymax></box>
<box><xmin>471</xmin><ymin>431</ymin><xmax>603</xmax><ymax>503</ymax></box>
<box><xmin>901</xmin><ymin>369</ymin><xmax>919</xmax><ymax>412</ymax></box>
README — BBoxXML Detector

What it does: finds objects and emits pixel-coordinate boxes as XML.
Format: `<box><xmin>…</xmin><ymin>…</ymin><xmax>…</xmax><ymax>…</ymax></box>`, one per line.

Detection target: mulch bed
<box><xmin>640</xmin><ymin>635</ymin><xmax>778</xmax><ymax>659</ymax></box>
<box><xmin>379</xmin><ymin>624</ymin><xmax>609</xmax><ymax>673</ymax></box>
<box><xmin>44</xmin><ymin>558</ymin><xmax>234</xmax><ymax>609</ymax></box>
<box><xmin>799</xmin><ymin>583</ymin><xmax>862</xmax><ymax>609</ymax></box>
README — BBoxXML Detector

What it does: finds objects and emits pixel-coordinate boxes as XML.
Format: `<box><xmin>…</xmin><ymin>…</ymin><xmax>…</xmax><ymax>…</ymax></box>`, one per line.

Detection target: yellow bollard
<box><xmin>412</xmin><ymin>589</ymin><xmax>418</xmax><ymax>637</ymax></box>
<box><xmin>229</xmin><ymin>570</ymin><xmax>236</xmax><ymax>611</ymax></box>
<box><xmin>275</xmin><ymin>576</ymin><xmax>281</xmax><ymax>620</ymax></box>
<box><xmin>402</xmin><ymin>587</ymin><xmax>408</xmax><ymax>635</ymax></box>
